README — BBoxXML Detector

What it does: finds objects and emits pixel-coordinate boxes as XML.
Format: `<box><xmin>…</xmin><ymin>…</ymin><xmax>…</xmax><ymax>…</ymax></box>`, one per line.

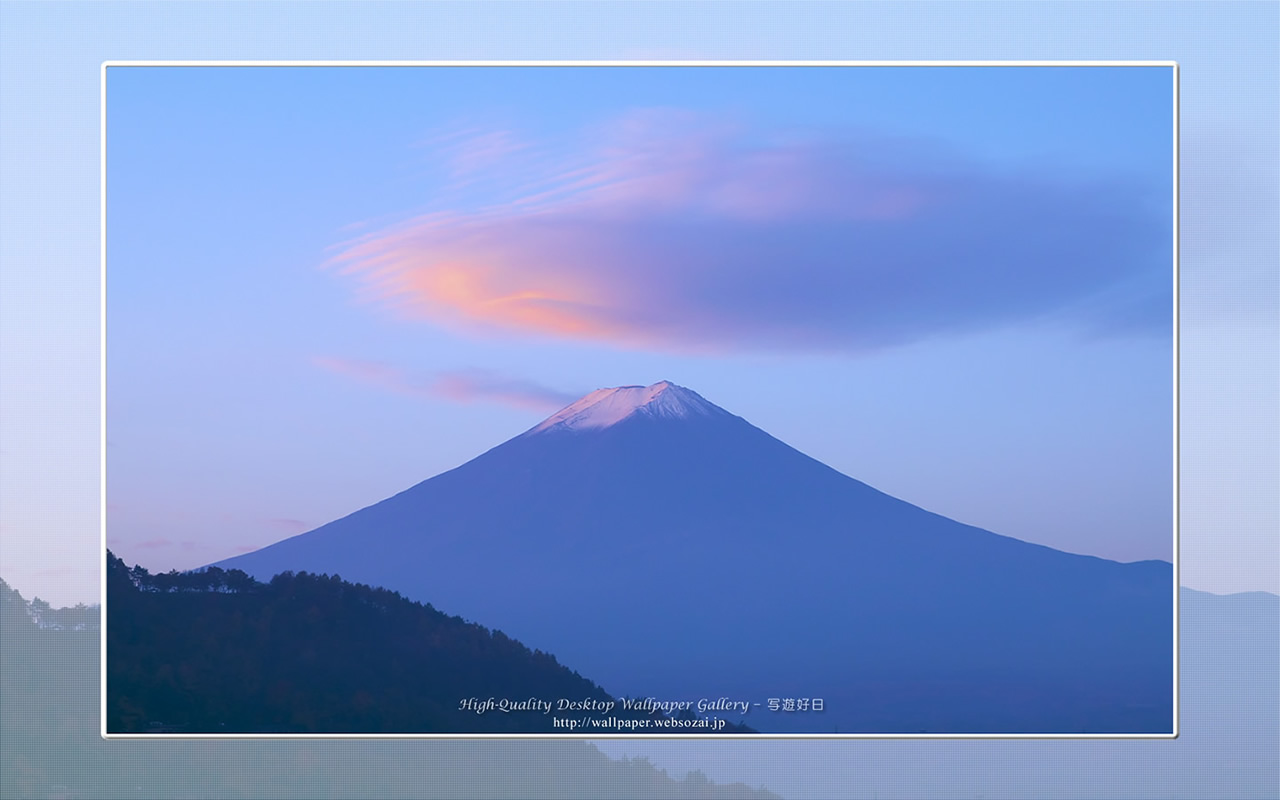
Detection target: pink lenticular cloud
<box><xmin>328</xmin><ymin>109</ymin><xmax>1168</xmax><ymax>353</ymax></box>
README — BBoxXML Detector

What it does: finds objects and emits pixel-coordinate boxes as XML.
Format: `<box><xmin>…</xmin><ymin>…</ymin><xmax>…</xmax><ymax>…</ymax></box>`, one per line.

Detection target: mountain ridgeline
<box><xmin>7</xmin><ymin>577</ymin><xmax>778</xmax><ymax>798</ymax></box>
<box><xmin>210</xmin><ymin>381</ymin><xmax>1174</xmax><ymax>733</ymax></box>
<box><xmin>106</xmin><ymin>552</ymin><xmax>752</xmax><ymax>734</ymax></box>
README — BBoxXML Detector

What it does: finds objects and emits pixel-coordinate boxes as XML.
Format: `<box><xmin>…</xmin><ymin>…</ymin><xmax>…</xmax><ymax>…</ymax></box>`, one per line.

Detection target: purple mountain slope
<box><xmin>212</xmin><ymin>381</ymin><xmax>1172</xmax><ymax>733</ymax></box>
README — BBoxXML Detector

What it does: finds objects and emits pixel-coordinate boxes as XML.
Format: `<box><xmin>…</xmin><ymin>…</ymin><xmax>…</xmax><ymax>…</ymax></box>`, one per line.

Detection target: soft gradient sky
<box><xmin>0</xmin><ymin>4</ymin><xmax>1277</xmax><ymax>799</ymax></box>
<box><xmin>101</xmin><ymin>64</ymin><xmax>1176</xmax><ymax>580</ymax></box>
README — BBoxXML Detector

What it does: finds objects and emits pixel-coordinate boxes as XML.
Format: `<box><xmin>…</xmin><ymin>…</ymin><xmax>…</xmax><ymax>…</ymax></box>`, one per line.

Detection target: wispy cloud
<box><xmin>330</xmin><ymin>109</ymin><xmax>1170</xmax><ymax>353</ymax></box>
<box><xmin>134</xmin><ymin>538</ymin><xmax>207</xmax><ymax>553</ymax></box>
<box><xmin>311</xmin><ymin>356</ymin><xmax>410</xmax><ymax>394</ymax></box>
<box><xmin>444</xmin><ymin>129</ymin><xmax>527</xmax><ymax>177</ymax></box>
<box><xmin>312</xmin><ymin>357</ymin><xmax>576</xmax><ymax>412</ymax></box>
<box><xmin>428</xmin><ymin>369</ymin><xmax>580</xmax><ymax>411</ymax></box>
<box><xmin>413</xmin><ymin>123</ymin><xmax>529</xmax><ymax>187</ymax></box>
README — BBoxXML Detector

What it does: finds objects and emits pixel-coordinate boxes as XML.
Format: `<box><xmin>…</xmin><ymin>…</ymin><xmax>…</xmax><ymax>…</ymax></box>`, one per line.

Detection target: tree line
<box><xmin>106</xmin><ymin>551</ymin><xmax>753</xmax><ymax>735</ymax></box>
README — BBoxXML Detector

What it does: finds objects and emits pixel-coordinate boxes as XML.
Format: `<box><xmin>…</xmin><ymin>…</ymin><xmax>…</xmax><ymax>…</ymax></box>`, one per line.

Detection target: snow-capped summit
<box><xmin>524</xmin><ymin>380</ymin><xmax>729</xmax><ymax>435</ymax></box>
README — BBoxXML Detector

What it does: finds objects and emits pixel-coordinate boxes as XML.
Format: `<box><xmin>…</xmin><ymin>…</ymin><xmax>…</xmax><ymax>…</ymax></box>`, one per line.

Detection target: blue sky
<box><xmin>102</xmin><ymin>65</ymin><xmax>1176</xmax><ymax>576</ymax></box>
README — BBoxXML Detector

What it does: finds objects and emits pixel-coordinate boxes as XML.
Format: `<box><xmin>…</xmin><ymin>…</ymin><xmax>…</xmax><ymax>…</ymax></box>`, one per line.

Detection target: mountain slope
<box><xmin>212</xmin><ymin>381</ymin><xmax>1172</xmax><ymax>733</ymax></box>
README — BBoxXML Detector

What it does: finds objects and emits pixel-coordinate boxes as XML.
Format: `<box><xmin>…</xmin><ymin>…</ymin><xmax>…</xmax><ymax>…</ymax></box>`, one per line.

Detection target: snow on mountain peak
<box><xmin>525</xmin><ymin>381</ymin><xmax>727</xmax><ymax>435</ymax></box>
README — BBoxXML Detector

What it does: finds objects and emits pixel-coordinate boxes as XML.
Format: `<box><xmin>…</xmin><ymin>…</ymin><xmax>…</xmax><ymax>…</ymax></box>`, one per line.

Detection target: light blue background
<box><xmin>0</xmin><ymin>2</ymin><xmax>1275</xmax><ymax>798</ymax></box>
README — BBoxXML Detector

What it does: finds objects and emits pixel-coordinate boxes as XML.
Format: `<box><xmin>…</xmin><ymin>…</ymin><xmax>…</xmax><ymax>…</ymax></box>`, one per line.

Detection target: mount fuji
<box><xmin>211</xmin><ymin>381</ymin><xmax>1172</xmax><ymax>733</ymax></box>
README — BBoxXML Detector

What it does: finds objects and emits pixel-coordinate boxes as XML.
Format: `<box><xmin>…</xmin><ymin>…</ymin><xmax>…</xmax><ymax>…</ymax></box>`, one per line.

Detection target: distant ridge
<box><xmin>1181</xmin><ymin>587</ymin><xmax>1279</xmax><ymax>601</ymax></box>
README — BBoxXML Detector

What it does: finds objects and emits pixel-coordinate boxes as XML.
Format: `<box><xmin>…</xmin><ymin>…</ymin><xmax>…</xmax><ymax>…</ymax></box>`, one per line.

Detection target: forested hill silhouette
<box><xmin>106</xmin><ymin>552</ymin><xmax>753</xmax><ymax>734</ymax></box>
<box><xmin>5</xmin><ymin>575</ymin><xmax>777</xmax><ymax>798</ymax></box>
